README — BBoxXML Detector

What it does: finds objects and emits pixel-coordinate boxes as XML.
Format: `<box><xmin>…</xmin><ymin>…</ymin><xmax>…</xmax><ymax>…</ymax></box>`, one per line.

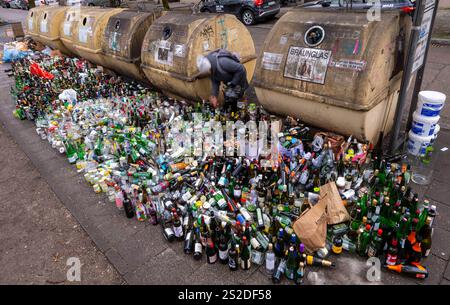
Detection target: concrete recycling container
<box><xmin>25</xmin><ymin>6</ymin><xmax>45</xmax><ymax>41</ymax></box>
<box><xmin>141</xmin><ymin>12</ymin><xmax>257</xmax><ymax>102</ymax></box>
<box><xmin>35</xmin><ymin>6</ymin><xmax>74</xmax><ymax>55</ymax></box>
<box><xmin>253</xmin><ymin>8</ymin><xmax>411</xmax><ymax>143</ymax></box>
<box><xmin>60</xmin><ymin>7</ymin><xmax>125</xmax><ymax>66</ymax></box>
<box><xmin>101</xmin><ymin>9</ymin><xmax>163</xmax><ymax>82</ymax></box>
<box><xmin>59</xmin><ymin>6</ymin><xmax>83</xmax><ymax>57</ymax></box>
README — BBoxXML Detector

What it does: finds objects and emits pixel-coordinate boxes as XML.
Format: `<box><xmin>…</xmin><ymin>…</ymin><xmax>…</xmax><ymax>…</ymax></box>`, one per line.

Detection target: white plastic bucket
<box><xmin>417</xmin><ymin>91</ymin><xmax>446</xmax><ymax>117</ymax></box>
<box><xmin>411</xmin><ymin>111</ymin><xmax>440</xmax><ymax>136</ymax></box>
<box><xmin>407</xmin><ymin>130</ymin><xmax>433</xmax><ymax>156</ymax></box>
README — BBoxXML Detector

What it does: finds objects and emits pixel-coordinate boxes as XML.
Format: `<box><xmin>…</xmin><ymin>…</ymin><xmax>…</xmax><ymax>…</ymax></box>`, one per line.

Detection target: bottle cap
<box><xmin>366</xmin><ymin>224</ymin><xmax>371</xmax><ymax>231</ymax></box>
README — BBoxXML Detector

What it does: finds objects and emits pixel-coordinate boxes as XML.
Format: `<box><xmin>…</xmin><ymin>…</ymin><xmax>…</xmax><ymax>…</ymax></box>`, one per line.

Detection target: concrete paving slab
<box><xmin>113</xmin><ymin>225</ymin><xmax>169</xmax><ymax>274</ymax></box>
<box><xmin>123</xmin><ymin>247</ymin><xmax>195</xmax><ymax>284</ymax></box>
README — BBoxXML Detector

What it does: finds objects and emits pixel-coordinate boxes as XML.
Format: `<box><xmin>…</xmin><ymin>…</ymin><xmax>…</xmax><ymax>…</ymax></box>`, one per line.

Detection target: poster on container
<box><xmin>284</xmin><ymin>46</ymin><xmax>331</xmax><ymax>84</ymax></box>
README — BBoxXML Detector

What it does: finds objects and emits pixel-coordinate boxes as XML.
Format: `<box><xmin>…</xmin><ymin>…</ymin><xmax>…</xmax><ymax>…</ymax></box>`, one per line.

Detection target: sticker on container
<box><xmin>329</xmin><ymin>59</ymin><xmax>366</xmax><ymax>72</ymax></box>
<box><xmin>155</xmin><ymin>40</ymin><xmax>173</xmax><ymax>65</ymax></box>
<box><xmin>78</xmin><ymin>26</ymin><xmax>91</xmax><ymax>43</ymax></box>
<box><xmin>293</xmin><ymin>32</ymin><xmax>303</xmax><ymax>41</ymax></box>
<box><xmin>284</xmin><ymin>46</ymin><xmax>331</xmax><ymax>84</ymax></box>
<box><xmin>202</xmin><ymin>40</ymin><xmax>210</xmax><ymax>52</ymax></box>
<box><xmin>63</xmin><ymin>22</ymin><xmax>72</xmax><ymax>36</ymax></box>
<box><xmin>40</xmin><ymin>20</ymin><xmax>48</xmax><ymax>33</ymax></box>
<box><xmin>262</xmin><ymin>52</ymin><xmax>283</xmax><ymax>71</ymax></box>
<box><xmin>279</xmin><ymin>35</ymin><xmax>288</xmax><ymax>45</ymax></box>
<box><xmin>174</xmin><ymin>44</ymin><xmax>186</xmax><ymax>58</ymax></box>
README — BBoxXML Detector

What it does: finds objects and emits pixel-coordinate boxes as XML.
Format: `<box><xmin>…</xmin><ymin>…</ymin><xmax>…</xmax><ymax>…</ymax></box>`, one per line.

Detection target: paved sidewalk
<box><xmin>0</xmin><ymin>120</ymin><xmax>122</xmax><ymax>285</ymax></box>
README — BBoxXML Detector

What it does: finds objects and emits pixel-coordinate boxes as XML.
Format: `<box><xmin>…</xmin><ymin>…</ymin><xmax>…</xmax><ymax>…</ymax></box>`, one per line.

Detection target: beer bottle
<box><xmin>265</xmin><ymin>243</ymin><xmax>275</xmax><ymax>275</ymax></box>
<box><xmin>228</xmin><ymin>240</ymin><xmax>239</xmax><ymax>271</ymax></box>
<box><xmin>294</xmin><ymin>262</ymin><xmax>305</xmax><ymax>285</ymax></box>
<box><xmin>357</xmin><ymin>224</ymin><xmax>372</xmax><ymax>257</ymax></box>
<box><xmin>184</xmin><ymin>225</ymin><xmax>194</xmax><ymax>254</ymax></box>
<box><xmin>306</xmin><ymin>255</ymin><xmax>335</xmax><ymax>268</ymax></box>
<box><xmin>272</xmin><ymin>258</ymin><xmax>286</xmax><ymax>284</ymax></box>
<box><xmin>240</xmin><ymin>236</ymin><xmax>251</xmax><ymax>270</ymax></box>
<box><xmin>285</xmin><ymin>246</ymin><xmax>297</xmax><ymax>280</ymax></box>
<box><xmin>172</xmin><ymin>212</ymin><xmax>184</xmax><ymax>241</ymax></box>
<box><xmin>367</xmin><ymin>229</ymin><xmax>383</xmax><ymax>258</ymax></box>
<box><xmin>386</xmin><ymin>264</ymin><xmax>428</xmax><ymax>279</ymax></box>
<box><xmin>206</xmin><ymin>241</ymin><xmax>218</xmax><ymax>264</ymax></box>
<box><xmin>218</xmin><ymin>232</ymin><xmax>229</xmax><ymax>264</ymax></box>
<box><xmin>386</xmin><ymin>238</ymin><xmax>398</xmax><ymax>266</ymax></box>
<box><xmin>123</xmin><ymin>192</ymin><xmax>135</xmax><ymax>219</ymax></box>
<box><xmin>420</xmin><ymin>217</ymin><xmax>432</xmax><ymax>257</ymax></box>
<box><xmin>162</xmin><ymin>220</ymin><xmax>175</xmax><ymax>243</ymax></box>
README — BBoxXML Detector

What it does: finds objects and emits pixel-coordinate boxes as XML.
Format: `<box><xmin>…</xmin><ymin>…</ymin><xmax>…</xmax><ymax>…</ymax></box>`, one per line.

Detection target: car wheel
<box><xmin>241</xmin><ymin>10</ymin><xmax>255</xmax><ymax>26</ymax></box>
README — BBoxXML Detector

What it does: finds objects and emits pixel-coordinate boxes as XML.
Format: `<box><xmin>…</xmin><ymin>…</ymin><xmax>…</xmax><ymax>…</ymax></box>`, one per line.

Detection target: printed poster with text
<box><xmin>284</xmin><ymin>47</ymin><xmax>332</xmax><ymax>84</ymax></box>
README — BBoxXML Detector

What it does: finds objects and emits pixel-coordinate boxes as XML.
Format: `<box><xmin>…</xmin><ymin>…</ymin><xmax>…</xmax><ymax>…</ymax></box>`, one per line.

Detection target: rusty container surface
<box><xmin>253</xmin><ymin>8</ymin><xmax>411</xmax><ymax>143</ymax></box>
<box><xmin>141</xmin><ymin>12</ymin><xmax>257</xmax><ymax>102</ymax></box>
<box><xmin>101</xmin><ymin>9</ymin><xmax>163</xmax><ymax>82</ymax></box>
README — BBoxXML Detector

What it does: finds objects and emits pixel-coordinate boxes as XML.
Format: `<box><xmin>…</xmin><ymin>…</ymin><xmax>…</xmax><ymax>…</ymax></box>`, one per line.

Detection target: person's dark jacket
<box><xmin>206</xmin><ymin>50</ymin><xmax>249</xmax><ymax>98</ymax></box>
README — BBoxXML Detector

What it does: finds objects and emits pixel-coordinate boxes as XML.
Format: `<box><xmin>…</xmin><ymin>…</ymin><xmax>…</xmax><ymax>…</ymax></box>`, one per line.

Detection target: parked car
<box><xmin>1</xmin><ymin>0</ymin><xmax>12</xmax><ymax>8</ymax></box>
<box><xmin>81</xmin><ymin>0</ymin><xmax>121</xmax><ymax>6</ymax></box>
<box><xmin>8</xmin><ymin>0</ymin><xmax>28</xmax><ymax>9</ymax></box>
<box><xmin>199</xmin><ymin>0</ymin><xmax>281</xmax><ymax>26</ymax></box>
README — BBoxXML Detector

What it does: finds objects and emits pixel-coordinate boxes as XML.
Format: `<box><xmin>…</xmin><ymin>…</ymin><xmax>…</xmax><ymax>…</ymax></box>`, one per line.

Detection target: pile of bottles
<box><xmin>9</xmin><ymin>53</ymin><xmax>436</xmax><ymax>283</ymax></box>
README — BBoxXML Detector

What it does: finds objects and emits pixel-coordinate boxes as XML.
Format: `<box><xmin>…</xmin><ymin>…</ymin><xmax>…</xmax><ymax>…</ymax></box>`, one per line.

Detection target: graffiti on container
<box><xmin>174</xmin><ymin>44</ymin><xmax>186</xmax><ymax>58</ymax></box>
<box><xmin>217</xmin><ymin>18</ymin><xmax>228</xmax><ymax>49</ymax></box>
<box><xmin>279</xmin><ymin>35</ymin><xmax>288</xmax><ymax>45</ymax></box>
<box><xmin>341</xmin><ymin>39</ymin><xmax>362</xmax><ymax>55</ymax></box>
<box><xmin>284</xmin><ymin>46</ymin><xmax>331</xmax><ymax>84</ymax></box>
<box><xmin>292</xmin><ymin>32</ymin><xmax>303</xmax><ymax>41</ymax></box>
<box><xmin>200</xmin><ymin>24</ymin><xmax>214</xmax><ymax>39</ymax></box>
<box><xmin>109</xmin><ymin>31</ymin><xmax>121</xmax><ymax>52</ymax></box>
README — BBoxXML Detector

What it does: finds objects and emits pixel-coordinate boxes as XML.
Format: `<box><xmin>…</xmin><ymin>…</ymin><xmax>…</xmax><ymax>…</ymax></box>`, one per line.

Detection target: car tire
<box><xmin>241</xmin><ymin>9</ymin><xmax>255</xmax><ymax>26</ymax></box>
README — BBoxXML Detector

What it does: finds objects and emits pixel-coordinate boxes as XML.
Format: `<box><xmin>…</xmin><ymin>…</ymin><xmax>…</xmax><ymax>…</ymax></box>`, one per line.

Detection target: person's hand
<box><xmin>209</xmin><ymin>96</ymin><xmax>218</xmax><ymax>109</ymax></box>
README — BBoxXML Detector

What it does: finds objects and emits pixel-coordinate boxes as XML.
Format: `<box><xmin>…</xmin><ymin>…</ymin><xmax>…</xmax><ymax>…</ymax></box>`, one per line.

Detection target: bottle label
<box><xmin>164</xmin><ymin>227</ymin><xmax>174</xmax><ymax>238</ymax></box>
<box><xmin>174</xmin><ymin>225</ymin><xmax>183</xmax><ymax>238</ymax></box>
<box><xmin>229</xmin><ymin>257</ymin><xmax>236</xmax><ymax>269</ymax></box>
<box><xmin>219</xmin><ymin>249</ymin><xmax>228</xmax><ymax>260</ymax></box>
<box><xmin>208</xmin><ymin>253</ymin><xmax>217</xmax><ymax>264</ymax></box>
<box><xmin>386</xmin><ymin>254</ymin><xmax>397</xmax><ymax>265</ymax></box>
<box><xmin>265</xmin><ymin>255</ymin><xmax>275</xmax><ymax>271</ymax></box>
<box><xmin>195</xmin><ymin>243</ymin><xmax>202</xmax><ymax>253</ymax></box>
<box><xmin>425</xmin><ymin>249</ymin><xmax>431</xmax><ymax>257</ymax></box>
<box><xmin>241</xmin><ymin>259</ymin><xmax>251</xmax><ymax>270</ymax></box>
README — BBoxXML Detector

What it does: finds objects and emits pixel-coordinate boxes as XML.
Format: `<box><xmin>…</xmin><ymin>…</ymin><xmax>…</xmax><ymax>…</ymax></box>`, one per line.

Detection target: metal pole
<box><xmin>388</xmin><ymin>0</ymin><xmax>426</xmax><ymax>154</ymax></box>
<box><xmin>406</xmin><ymin>0</ymin><xmax>440</xmax><ymax>130</ymax></box>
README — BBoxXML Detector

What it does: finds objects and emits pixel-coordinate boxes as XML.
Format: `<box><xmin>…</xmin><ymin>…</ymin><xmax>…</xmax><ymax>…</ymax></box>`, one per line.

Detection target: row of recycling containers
<box><xmin>26</xmin><ymin>5</ymin><xmax>412</xmax><ymax>144</ymax></box>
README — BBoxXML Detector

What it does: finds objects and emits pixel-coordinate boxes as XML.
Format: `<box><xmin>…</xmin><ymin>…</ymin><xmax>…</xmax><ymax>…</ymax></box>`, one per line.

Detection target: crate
<box><xmin>0</xmin><ymin>22</ymin><xmax>25</xmax><ymax>44</ymax></box>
